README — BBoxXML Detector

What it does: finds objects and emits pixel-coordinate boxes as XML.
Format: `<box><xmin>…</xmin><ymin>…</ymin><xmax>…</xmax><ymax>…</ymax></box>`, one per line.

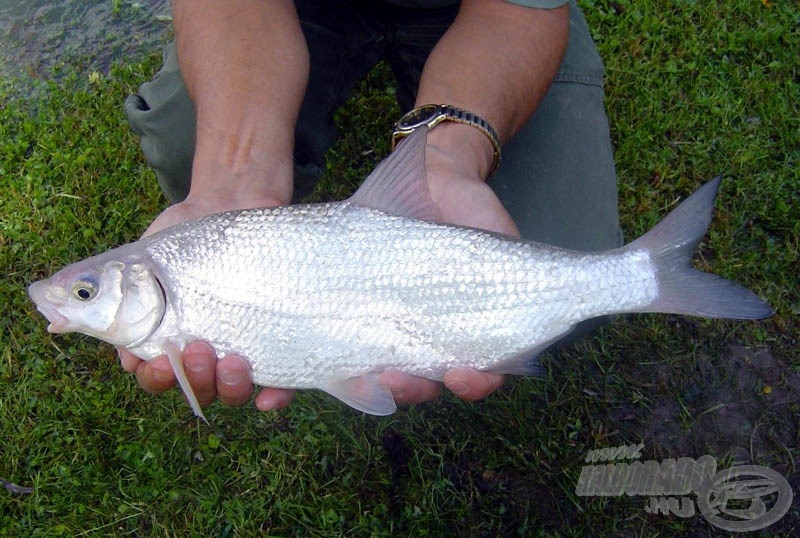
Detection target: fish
<box><xmin>28</xmin><ymin>129</ymin><xmax>773</xmax><ymax>420</ymax></box>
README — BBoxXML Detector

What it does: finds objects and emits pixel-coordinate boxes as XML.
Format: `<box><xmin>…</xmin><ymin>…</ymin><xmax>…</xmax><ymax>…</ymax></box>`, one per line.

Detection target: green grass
<box><xmin>1</xmin><ymin>0</ymin><xmax>798</xmax><ymax>536</ymax></box>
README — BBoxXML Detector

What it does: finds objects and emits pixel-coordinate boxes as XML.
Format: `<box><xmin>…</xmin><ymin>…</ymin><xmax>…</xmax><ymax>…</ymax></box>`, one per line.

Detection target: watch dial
<box><xmin>400</xmin><ymin>104</ymin><xmax>438</xmax><ymax>128</ymax></box>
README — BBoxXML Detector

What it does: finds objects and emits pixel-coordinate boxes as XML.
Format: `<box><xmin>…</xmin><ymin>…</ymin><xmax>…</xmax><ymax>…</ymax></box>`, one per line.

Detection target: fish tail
<box><xmin>630</xmin><ymin>177</ymin><xmax>773</xmax><ymax>319</ymax></box>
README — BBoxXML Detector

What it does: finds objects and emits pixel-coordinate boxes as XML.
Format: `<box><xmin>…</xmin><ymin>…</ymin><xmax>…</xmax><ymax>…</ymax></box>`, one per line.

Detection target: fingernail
<box><xmin>382</xmin><ymin>379</ymin><xmax>409</xmax><ymax>403</ymax></box>
<box><xmin>448</xmin><ymin>379</ymin><xmax>470</xmax><ymax>397</ymax></box>
<box><xmin>220</xmin><ymin>368</ymin><xmax>244</xmax><ymax>386</ymax></box>
<box><xmin>184</xmin><ymin>355</ymin><xmax>207</xmax><ymax>374</ymax></box>
<box><xmin>256</xmin><ymin>390</ymin><xmax>294</xmax><ymax>411</ymax></box>
<box><xmin>255</xmin><ymin>398</ymin><xmax>273</xmax><ymax>412</ymax></box>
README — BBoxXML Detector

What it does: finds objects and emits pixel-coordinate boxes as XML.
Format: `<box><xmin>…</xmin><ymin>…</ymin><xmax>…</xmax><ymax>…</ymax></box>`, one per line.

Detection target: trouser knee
<box><xmin>125</xmin><ymin>43</ymin><xmax>195</xmax><ymax>203</ymax></box>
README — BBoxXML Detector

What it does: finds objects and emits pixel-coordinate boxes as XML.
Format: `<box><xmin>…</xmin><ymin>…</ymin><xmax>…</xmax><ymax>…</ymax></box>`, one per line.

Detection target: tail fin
<box><xmin>630</xmin><ymin>177</ymin><xmax>773</xmax><ymax>320</ymax></box>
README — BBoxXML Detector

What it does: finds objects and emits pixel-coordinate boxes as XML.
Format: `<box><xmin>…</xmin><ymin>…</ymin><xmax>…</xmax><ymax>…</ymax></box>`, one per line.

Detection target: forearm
<box><xmin>172</xmin><ymin>0</ymin><xmax>309</xmax><ymax>205</ymax></box>
<box><xmin>417</xmin><ymin>0</ymin><xmax>568</xmax><ymax>178</ymax></box>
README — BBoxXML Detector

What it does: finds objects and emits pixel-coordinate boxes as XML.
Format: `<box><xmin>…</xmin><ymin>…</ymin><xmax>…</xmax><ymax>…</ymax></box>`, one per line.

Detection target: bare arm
<box><xmin>173</xmin><ymin>0</ymin><xmax>309</xmax><ymax>211</ymax></box>
<box><xmin>421</xmin><ymin>0</ymin><xmax>568</xmax><ymax>225</ymax></box>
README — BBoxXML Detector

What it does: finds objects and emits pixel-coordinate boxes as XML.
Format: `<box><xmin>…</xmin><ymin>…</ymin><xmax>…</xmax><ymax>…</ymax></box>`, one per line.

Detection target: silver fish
<box><xmin>28</xmin><ymin>129</ymin><xmax>772</xmax><ymax>419</ymax></box>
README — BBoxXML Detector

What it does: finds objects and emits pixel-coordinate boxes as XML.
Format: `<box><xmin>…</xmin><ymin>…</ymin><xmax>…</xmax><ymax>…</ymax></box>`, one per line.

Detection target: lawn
<box><xmin>1</xmin><ymin>0</ymin><xmax>798</xmax><ymax>536</ymax></box>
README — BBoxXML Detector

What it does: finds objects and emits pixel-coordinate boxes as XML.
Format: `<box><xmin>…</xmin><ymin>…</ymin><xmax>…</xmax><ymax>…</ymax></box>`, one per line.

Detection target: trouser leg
<box><xmin>292</xmin><ymin>0</ymin><xmax>390</xmax><ymax>201</ymax></box>
<box><xmin>124</xmin><ymin>42</ymin><xmax>194</xmax><ymax>203</ymax></box>
<box><xmin>491</xmin><ymin>1</ymin><xmax>622</xmax><ymax>251</ymax></box>
<box><xmin>490</xmin><ymin>80</ymin><xmax>623</xmax><ymax>251</ymax></box>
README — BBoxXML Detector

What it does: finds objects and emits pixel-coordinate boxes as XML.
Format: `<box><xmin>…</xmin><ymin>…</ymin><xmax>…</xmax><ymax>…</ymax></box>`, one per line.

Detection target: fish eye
<box><xmin>72</xmin><ymin>280</ymin><xmax>98</xmax><ymax>301</ymax></box>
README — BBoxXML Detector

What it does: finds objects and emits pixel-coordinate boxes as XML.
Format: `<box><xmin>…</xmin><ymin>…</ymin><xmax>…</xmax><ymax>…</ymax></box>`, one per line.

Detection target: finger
<box><xmin>254</xmin><ymin>388</ymin><xmax>296</xmax><ymax>411</ymax></box>
<box><xmin>135</xmin><ymin>355</ymin><xmax>177</xmax><ymax>395</ymax></box>
<box><xmin>182</xmin><ymin>341</ymin><xmax>219</xmax><ymax>407</ymax></box>
<box><xmin>216</xmin><ymin>355</ymin><xmax>254</xmax><ymax>407</ymax></box>
<box><xmin>443</xmin><ymin>368</ymin><xmax>504</xmax><ymax>401</ymax></box>
<box><xmin>118</xmin><ymin>348</ymin><xmax>142</xmax><ymax>373</ymax></box>
<box><xmin>379</xmin><ymin>370</ymin><xmax>442</xmax><ymax>404</ymax></box>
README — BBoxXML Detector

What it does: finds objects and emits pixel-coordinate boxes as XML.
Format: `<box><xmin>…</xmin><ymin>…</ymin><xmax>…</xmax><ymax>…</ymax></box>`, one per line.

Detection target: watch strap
<box><xmin>391</xmin><ymin>104</ymin><xmax>501</xmax><ymax>176</ymax></box>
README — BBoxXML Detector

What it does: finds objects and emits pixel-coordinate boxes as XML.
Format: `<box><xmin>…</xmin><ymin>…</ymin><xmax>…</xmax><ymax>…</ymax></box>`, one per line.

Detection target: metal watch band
<box><xmin>391</xmin><ymin>104</ymin><xmax>502</xmax><ymax>176</ymax></box>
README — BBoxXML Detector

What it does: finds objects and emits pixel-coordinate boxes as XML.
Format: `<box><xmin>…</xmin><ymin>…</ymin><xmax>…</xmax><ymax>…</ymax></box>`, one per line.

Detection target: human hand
<box><xmin>127</xmin><ymin>0</ymin><xmax>308</xmax><ymax>413</ymax></box>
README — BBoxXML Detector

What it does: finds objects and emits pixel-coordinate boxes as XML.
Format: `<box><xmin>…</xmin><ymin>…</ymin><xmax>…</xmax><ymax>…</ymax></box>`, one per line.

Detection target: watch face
<box><xmin>398</xmin><ymin>104</ymin><xmax>439</xmax><ymax>129</ymax></box>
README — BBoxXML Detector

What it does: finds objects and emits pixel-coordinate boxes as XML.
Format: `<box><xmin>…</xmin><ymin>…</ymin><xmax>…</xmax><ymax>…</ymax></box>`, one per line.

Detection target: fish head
<box><xmin>28</xmin><ymin>254</ymin><xmax>165</xmax><ymax>348</ymax></box>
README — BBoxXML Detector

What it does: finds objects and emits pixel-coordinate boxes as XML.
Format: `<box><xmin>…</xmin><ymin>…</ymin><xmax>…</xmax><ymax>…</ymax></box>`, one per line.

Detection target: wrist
<box><xmin>187</xmin><ymin>147</ymin><xmax>294</xmax><ymax>209</ymax></box>
<box><xmin>425</xmin><ymin>122</ymin><xmax>497</xmax><ymax>180</ymax></box>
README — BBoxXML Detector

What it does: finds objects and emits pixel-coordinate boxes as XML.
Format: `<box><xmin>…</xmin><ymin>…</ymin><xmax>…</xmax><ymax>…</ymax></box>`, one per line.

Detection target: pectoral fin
<box><xmin>321</xmin><ymin>374</ymin><xmax>397</xmax><ymax>416</ymax></box>
<box><xmin>164</xmin><ymin>341</ymin><xmax>208</xmax><ymax>423</ymax></box>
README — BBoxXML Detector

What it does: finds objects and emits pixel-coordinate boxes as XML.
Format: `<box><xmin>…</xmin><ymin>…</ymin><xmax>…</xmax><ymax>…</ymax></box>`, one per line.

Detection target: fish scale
<box><xmin>141</xmin><ymin>202</ymin><xmax>651</xmax><ymax>387</ymax></box>
<box><xmin>28</xmin><ymin>129</ymin><xmax>772</xmax><ymax>418</ymax></box>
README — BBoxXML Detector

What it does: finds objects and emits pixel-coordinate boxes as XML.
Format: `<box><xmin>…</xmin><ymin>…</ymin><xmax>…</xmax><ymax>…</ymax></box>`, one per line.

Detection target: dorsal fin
<box><xmin>348</xmin><ymin>128</ymin><xmax>440</xmax><ymax>221</ymax></box>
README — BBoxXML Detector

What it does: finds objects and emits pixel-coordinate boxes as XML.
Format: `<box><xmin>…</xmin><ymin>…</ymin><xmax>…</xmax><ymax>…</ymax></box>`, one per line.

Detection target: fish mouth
<box><xmin>28</xmin><ymin>281</ymin><xmax>70</xmax><ymax>333</ymax></box>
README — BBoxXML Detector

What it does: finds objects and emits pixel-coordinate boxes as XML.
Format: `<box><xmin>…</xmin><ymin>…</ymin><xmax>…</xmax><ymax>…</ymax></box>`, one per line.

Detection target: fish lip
<box><xmin>40</xmin><ymin>307</ymin><xmax>70</xmax><ymax>333</ymax></box>
<box><xmin>28</xmin><ymin>281</ymin><xmax>70</xmax><ymax>333</ymax></box>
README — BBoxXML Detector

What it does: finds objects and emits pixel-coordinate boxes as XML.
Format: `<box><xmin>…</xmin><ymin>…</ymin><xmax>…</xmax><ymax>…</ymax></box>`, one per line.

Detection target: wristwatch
<box><xmin>391</xmin><ymin>104</ymin><xmax>501</xmax><ymax>176</ymax></box>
